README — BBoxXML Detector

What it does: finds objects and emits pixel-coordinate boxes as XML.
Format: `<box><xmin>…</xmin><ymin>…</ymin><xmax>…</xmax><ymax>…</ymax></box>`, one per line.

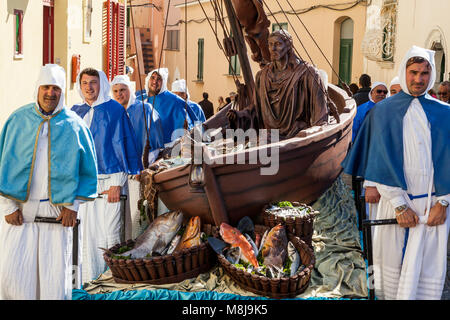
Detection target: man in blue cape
<box><xmin>171</xmin><ymin>79</ymin><xmax>206</xmax><ymax>125</ymax></box>
<box><xmin>111</xmin><ymin>74</ymin><xmax>164</xmax><ymax>239</ymax></box>
<box><xmin>72</xmin><ymin>68</ymin><xmax>143</xmax><ymax>284</ymax></box>
<box><xmin>0</xmin><ymin>64</ymin><xmax>98</xmax><ymax>299</ymax></box>
<box><xmin>144</xmin><ymin>68</ymin><xmax>197</xmax><ymax>145</ymax></box>
<box><xmin>342</xmin><ymin>46</ymin><xmax>450</xmax><ymax>300</ymax></box>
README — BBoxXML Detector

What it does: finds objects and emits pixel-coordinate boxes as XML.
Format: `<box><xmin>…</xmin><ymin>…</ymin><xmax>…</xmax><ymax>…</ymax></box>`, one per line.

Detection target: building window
<box><xmin>197</xmin><ymin>38</ymin><xmax>204</xmax><ymax>81</ymax></box>
<box><xmin>83</xmin><ymin>0</ymin><xmax>93</xmax><ymax>43</ymax></box>
<box><xmin>14</xmin><ymin>10</ymin><xmax>24</xmax><ymax>57</ymax></box>
<box><xmin>166</xmin><ymin>30</ymin><xmax>180</xmax><ymax>51</ymax></box>
<box><xmin>381</xmin><ymin>0</ymin><xmax>397</xmax><ymax>61</ymax></box>
<box><xmin>229</xmin><ymin>55</ymin><xmax>241</xmax><ymax>76</ymax></box>
<box><xmin>272</xmin><ymin>22</ymin><xmax>288</xmax><ymax>32</ymax></box>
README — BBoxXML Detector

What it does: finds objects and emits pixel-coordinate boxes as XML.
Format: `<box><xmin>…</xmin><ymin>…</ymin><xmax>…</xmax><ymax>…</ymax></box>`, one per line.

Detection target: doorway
<box><xmin>339</xmin><ymin>18</ymin><xmax>354</xmax><ymax>85</ymax></box>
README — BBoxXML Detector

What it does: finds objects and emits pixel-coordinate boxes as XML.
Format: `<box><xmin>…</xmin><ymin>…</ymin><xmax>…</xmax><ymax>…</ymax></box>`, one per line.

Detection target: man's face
<box><xmin>37</xmin><ymin>85</ymin><xmax>62</xmax><ymax>113</ymax></box>
<box><xmin>148</xmin><ymin>72</ymin><xmax>162</xmax><ymax>96</ymax></box>
<box><xmin>371</xmin><ymin>85</ymin><xmax>388</xmax><ymax>103</ymax></box>
<box><xmin>112</xmin><ymin>83</ymin><xmax>130</xmax><ymax>108</ymax></box>
<box><xmin>268</xmin><ymin>35</ymin><xmax>289</xmax><ymax>62</ymax></box>
<box><xmin>173</xmin><ymin>91</ymin><xmax>187</xmax><ymax>100</ymax></box>
<box><xmin>390</xmin><ymin>84</ymin><xmax>402</xmax><ymax>96</ymax></box>
<box><xmin>405</xmin><ymin>61</ymin><xmax>431</xmax><ymax>97</ymax></box>
<box><xmin>437</xmin><ymin>84</ymin><xmax>449</xmax><ymax>102</ymax></box>
<box><xmin>80</xmin><ymin>74</ymin><xmax>100</xmax><ymax>105</ymax></box>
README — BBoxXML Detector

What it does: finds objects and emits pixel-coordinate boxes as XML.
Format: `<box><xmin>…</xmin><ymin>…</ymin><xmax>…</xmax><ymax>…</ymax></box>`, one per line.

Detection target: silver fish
<box><xmin>287</xmin><ymin>241</ymin><xmax>301</xmax><ymax>276</ymax></box>
<box><xmin>164</xmin><ymin>234</ymin><xmax>181</xmax><ymax>255</ymax></box>
<box><xmin>245</xmin><ymin>234</ymin><xmax>259</xmax><ymax>257</ymax></box>
<box><xmin>120</xmin><ymin>211</ymin><xmax>183</xmax><ymax>259</ymax></box>
<box><xmin>225</xmin><ymin>246</ymin><xmax>241</xmax><ymax>265</ymax></box>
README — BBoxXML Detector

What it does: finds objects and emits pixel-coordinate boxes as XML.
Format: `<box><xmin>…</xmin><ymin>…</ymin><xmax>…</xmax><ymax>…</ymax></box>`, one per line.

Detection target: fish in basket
<box><xmin>208</xmin><ymin>218</ymin><xmax>315</xmax><ymax>299</ymax></box>
<box><xmin>102</xmin><ymin>211</ymin><xmax>219</xmax><ymax>285</ymax></box>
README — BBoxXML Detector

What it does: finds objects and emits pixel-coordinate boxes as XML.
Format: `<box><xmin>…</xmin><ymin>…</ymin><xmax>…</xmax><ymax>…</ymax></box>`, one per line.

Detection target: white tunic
<box><xmin>373</xmin><ymin>98</ymin><xmax>450</xmax><ymax>300</ymax></box>
<box><xmin>0</xmin><ymin>122</ymin><xmax>81</xmax><ymax>300</ymax></box>
<box><xmin>78</xmin><ymin>106</ymin><xmax>127</xmax><ymax>284</ymax></box>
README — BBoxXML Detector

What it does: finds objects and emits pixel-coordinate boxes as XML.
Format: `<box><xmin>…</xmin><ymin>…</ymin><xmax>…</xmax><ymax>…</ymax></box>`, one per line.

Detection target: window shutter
<box><xmin>103</xmin><ymin>0</ymin><xmax>114</xmax><ymax>80</ymax></box>
<box><xmin>116</xmin><ymin>3</ymin><xmax>126</xmax><ymax>77</ymax></box>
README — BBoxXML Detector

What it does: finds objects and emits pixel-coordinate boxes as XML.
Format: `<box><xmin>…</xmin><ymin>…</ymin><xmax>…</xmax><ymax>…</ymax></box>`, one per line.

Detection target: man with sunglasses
<box><xmin>351</xmin><ymin>82</ymin><xmax>388</xmax><ymax>142</ymax></box>
<box><xmin>343</xmin><ymin>46</ymin><xmax>450</xmax><ymax>300</ymax></box>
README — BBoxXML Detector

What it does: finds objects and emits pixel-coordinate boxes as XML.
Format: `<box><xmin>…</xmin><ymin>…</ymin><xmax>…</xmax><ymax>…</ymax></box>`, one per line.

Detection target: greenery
<box><xmin>277</xmin><ymin>201</ymin><xmax>293</xmax><ymax>208</ymax></box>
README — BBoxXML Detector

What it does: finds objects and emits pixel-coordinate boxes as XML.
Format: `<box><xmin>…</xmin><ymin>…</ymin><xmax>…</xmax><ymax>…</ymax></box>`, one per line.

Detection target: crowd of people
<box><xmin>0</xmin><ymin>65</ymin><xmax>210</xmax><ymax>300</ymax></box>
<box><xmin>0</xmin><ymin>31</ymin><xmax>448</xmax><ymax>301</ymax></box>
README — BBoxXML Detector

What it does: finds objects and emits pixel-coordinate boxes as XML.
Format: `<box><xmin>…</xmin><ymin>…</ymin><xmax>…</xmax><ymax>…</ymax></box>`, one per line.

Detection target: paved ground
<box><xmin>341</xmin><ymin>173</ymin><xmax>450</xmax><ymax>300</ymax></box>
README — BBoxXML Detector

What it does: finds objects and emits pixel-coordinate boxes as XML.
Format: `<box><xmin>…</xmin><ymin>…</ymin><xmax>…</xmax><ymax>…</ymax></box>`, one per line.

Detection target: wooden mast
<box><xmin>222</xmin><ymin>0</ymin><xmax>255</xmax><ymax>110</ymax></box>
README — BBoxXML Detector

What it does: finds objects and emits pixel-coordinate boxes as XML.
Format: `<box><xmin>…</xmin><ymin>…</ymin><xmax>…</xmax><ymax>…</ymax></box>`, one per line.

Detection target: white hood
<box><xmin>145</xmin><ymin>68</ymin><xmax>169</xmax><ymax>96</ymax></box>
<box><xmin>111</xmin><ymin>74</ymin><xmax>136</xmax><ymax>108</ymax></box>
<box><xmin>171</xmin><ymin>79</ymin><xmax>190</xmax><ymax>100</ymax></box>
<box><xmin>34</xmin><ymin>64</ymin><xmax>66</xmax><ymax>114</ymax></box>
<box><xmin>389</xmin><ymin>76</ymin><xmax>400</xmax><ymax>88</ymax></box>
<box><xmin>398</xmin><ymin>45</ymin><xmax>436</xmax><ymax>96</ymax></box>
<box><xmin>369</xmin><ymin>81</ymin><xmax>388</xmax><ymax>102</ymax></box>
<box><xmin>75</xmin><ymin>69</ymin><xmax>112</xmax><ymax>107</ymax></box>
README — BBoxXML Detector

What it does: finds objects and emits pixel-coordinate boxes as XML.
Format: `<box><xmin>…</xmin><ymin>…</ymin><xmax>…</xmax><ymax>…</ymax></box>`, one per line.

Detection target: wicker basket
<box><xmin>217</xmin><ymin>225</ymin><xmax>315</xmax><ymax>299</ymax></box>
<box><xmin>103</xmin><ymin>224</ymin><xmax>219</xmax><ymax>285</ymax></box>
<box><xmin>262</xmin><ymin>203</ymin><xmax>317</xmax><ymax>247</ymax></box>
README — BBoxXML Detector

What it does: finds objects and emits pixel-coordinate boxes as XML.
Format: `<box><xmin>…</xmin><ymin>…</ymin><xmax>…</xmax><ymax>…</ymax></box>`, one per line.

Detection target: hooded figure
<box><xmin>143</xmin><ymin>68</ymin><xmax>197</xmax><ymax>145</ymax></box>
<box><xmin>389</xmin><ymin>76</ymin><xmax>402</xmax><ymax>96</ymax></box>
<box><xmin>171</xmin><ymin>79</ymin><xmax>206</xmax><ymax>124</ymax></box>
<box><xmin>351</xmin><ymin>81</ymin><xmax>388</xmax><ymax>141</ymax></box>
<box><xmin>0</xmin><ymin>64</ymin><xmax>98</xmax><ymax>299</ymax></box>
<box><xmin>342</xmin><ymin>46</ymin><xmax>450</xmax><ymax>300</ymax></box>
<box><xmin>110</xmin><ymin>75</ymin><xmax>164</xmax><ymax>239</ymax></box>
<box><xmin>71</xmin><ymin>68</ymin><xmax>143</xmax><ymax>284</ymax></box>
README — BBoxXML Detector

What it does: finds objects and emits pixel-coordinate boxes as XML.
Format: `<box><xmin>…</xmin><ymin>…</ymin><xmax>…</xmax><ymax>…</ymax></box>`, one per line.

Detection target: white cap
<box><xmin>145</xmin><ymin>68</ymin><xmax>169</xmax><ymax>95</ymax></box>
<box><xmin>398</xmin><ymin>45</ymin><xmax>436</xmax><ymax>96</ymax></box>
<box><xmin>171</xmin><ymin>79</ymin><xmax>190</xmax><ymax>99</ymax></box>
<box><xmin>75</xmin><ymin>68</ymin><xmax>111</xmax><ymax>107</ymax></box>
<box><xmin>34</xmin><ymin>64</ymin><xmax>67</xmax><ymax>113</ymax></box>
<box><xmin>369</xmin><ymin>81</ymin><xmax>388</xmax><ymax>102</ymax></box>
<box><xmin>111</xmin><ymin>74</ymin><xmax>136</xmax><ymax>108</ymax></box>
<box><xmin>389</xmin><ymin>76</ymin><xmax>400</xmax><ymax>88</ymax></box>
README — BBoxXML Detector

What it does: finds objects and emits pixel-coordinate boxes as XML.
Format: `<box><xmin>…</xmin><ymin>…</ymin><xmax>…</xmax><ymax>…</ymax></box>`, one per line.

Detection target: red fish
<box><xmin>220</xmin><ymin>223</ymin><xmax>259</xmax><ymax>268</ymax></box>
<box><xmin>175</xmin><ymin>216</ymin><xmax>202</xmax><ymax>252</ymax></box>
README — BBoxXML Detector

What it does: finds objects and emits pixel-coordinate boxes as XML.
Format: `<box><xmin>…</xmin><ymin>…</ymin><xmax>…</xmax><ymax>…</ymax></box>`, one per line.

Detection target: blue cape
<box><xmin>147</xmin><ymin>91</ymin><xmax>194</xmax><ymax>144</ymax></box>
<box><xmin>126</xmin><ymin>100</ymin><xmax>164</xmax><ymax>159</ymax></box>
<box><xmin>71</xmin><ymin>99</ymin><xmax>143</xmax><ymax>175</ymax></box>
<box><xmin>352</xmin><ymin>100</ymin><xmax>375</xmax><ymax>142</ymax></box>
<box><xmin>0</xmin><ymin>104</ymin><xmax>98</xmax><ymax>204</ymax></box>
<box><xmin>186</xmin><ymin>100</ymin><xmax>206</xmax><ymax>124</ymax></box>
<box><xmin>342</xmin><ymin>91</ymin><xmax>450</xmax><ymax>196</ymax></box>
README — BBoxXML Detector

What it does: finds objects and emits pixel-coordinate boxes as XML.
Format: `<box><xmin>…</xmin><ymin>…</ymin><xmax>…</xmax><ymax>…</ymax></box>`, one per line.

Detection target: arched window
<box><xmin>339</xmin><ymin>18</ymin><xmax>354</xmax><ymax>85</ymax></box>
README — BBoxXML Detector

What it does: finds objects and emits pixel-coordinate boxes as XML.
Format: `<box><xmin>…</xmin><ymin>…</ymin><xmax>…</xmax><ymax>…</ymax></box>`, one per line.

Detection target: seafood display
<box><xmin>215</xmin><ymin>218</ymin><xmax>306</xmax><ymax>279</ymax></box>
<box><xmin>219</xmin><ymin>223</ymin><xmax>259</xmax><ymax>268</ymax></box>
<box><xmin>105</xmin><ymin>212</ymin><xmax>207</xmax><ymax>259</ymax></box>
<box><xmin>174</xmin><ymin>216</ymin><xmax>202</xmax><ymax>252</ymax></box>
<box><xmin>264</xmin><ymin>201</ymin><xmax>316</xmax><ymax>219</ymax></box>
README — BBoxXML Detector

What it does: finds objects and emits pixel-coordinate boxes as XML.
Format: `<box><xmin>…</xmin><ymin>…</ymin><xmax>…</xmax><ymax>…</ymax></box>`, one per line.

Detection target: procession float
<box><xmin>99</xmin><ymin>0</ymin><xmax>362</xmax><ymax>300</ymax></box>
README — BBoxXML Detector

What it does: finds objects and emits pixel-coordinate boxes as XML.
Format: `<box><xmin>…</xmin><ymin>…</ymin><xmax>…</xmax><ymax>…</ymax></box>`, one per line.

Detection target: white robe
<box><xmin>372</xmin><ymin>98</ymin><xmax>450</xmax><ymax>300</ymax></box>
<box><xmin>78</xmin><ymin>107</ymin><xmax>127</xmax><ymax>284</ymax></box>
<box><xmin>0</xmin><ymin>122</ymin><xmax>81</xmax><ymax>300</ymax></box>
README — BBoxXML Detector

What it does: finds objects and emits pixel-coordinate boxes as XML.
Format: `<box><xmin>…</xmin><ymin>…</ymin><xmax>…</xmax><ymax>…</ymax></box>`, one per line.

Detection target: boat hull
<box><xmin>154</xmin><ymin>87</ymin><xmax>356</xmax><ymax>226</ymax></box>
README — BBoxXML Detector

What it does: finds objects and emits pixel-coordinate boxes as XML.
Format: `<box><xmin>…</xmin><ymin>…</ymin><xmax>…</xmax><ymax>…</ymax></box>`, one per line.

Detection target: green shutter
<box><xmin>197</xmin><ymin>38</ymin><xmax>204</xmax><ymax>80</ymax></box>
<box><xmin>339</xmin><ymin>39</ymin><xmax>353</xmax><ymax>85</ymax></box>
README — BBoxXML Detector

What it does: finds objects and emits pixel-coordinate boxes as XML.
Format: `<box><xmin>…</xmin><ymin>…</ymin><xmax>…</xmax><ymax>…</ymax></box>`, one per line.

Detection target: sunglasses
<box><xmin>438</xmin><ymin>92</ymin><xmax>448</xmax><ymax>96</ymax></box>
<box><xmin>376</xmin><ymin>89</ymin><xmax>388</xmax><ymax>94</ymax></box>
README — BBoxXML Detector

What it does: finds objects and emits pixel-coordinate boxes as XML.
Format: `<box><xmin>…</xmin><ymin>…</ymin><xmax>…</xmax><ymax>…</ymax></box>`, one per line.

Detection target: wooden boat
<box><xmin>149</xmin><ymin>1</ymin><xmax>357</xmax><ymax>226</ymax></box>
<box><xmin>153</xmin><ymin>84</ymin><xmax>355</xmax><ymax>226</ymax></box>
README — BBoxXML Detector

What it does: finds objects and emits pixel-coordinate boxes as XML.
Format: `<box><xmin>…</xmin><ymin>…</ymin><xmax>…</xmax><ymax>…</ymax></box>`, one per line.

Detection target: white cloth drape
<box><xmin>373</xmin><ymin>98</ymin><xmax>450</xmax><ymax>300</ymax></box>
